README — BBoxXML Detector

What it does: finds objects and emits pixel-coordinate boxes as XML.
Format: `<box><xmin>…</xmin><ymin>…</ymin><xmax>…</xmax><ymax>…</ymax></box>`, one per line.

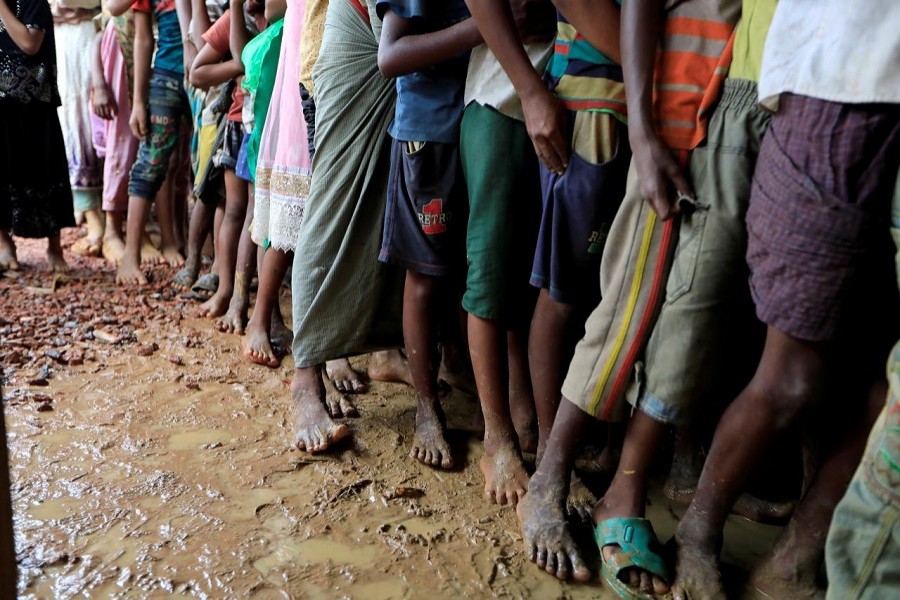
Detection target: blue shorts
<box><xmin>379</xmin><ymin>139</ymin><xmax>466</xmax><ymax>277</ymax></box>
<box><xmin>128</xmin><ymin>68</ymin><xmax>191</xmax><ymax>201</ymax></box>
<box><xmin>235</xmin><ymin>131</ymin><xmax>252</xmax><ymax>182</ymax></box>
<box><xmin>531</xmin><ymin>116</ymin><xmax>631</xmax><ymax>305</ymax></box>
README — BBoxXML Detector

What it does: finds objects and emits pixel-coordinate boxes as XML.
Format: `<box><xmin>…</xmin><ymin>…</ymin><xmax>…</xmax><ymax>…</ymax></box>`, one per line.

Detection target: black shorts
<box><xmin>213</xmin><ymin>119</ymin><xmax>244</xmax><ymax>171</ymax></box>
<box><xmin>378</xmin><ymin>139</ymin><xmax>466</xmax><ymax>277</ymax></box>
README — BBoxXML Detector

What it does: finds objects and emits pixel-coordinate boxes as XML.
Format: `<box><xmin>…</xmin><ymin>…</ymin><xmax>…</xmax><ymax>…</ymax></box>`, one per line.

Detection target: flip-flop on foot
<box><xmin>188</xmin><ymin>273</ymin><xmax>219</xmax><ymax>301</ymax></box>
<box><xmin>596</xmin><ymin>518</ymin><xmax>671</xmax><ymax>600</ymax></box>
<box><xmin>172</xmin><ymin>267</ymin><xmax>198</xmax><ymax>290</ymax></box>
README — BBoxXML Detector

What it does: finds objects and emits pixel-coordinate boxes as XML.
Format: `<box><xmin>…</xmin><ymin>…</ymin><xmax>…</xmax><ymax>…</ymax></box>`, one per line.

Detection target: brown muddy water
<box><xmin>2</xmin><ymin>233</ymin><xmax>781</xmax><ymax>598</ymax></box>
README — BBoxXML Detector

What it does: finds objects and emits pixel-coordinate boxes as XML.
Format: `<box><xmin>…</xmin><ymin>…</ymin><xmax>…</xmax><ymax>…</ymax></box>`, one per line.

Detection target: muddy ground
<box><xmin>2</xmin><ymin>230</ymin><xmax>781</xmax><ymax>598</ymax></box>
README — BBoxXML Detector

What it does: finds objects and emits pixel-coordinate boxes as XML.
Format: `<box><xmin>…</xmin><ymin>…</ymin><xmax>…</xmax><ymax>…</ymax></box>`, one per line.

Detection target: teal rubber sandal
<box><xmin>595</xmin><ymin>517</ymin><xmax>671</xmax><ymax>600</ymax></box>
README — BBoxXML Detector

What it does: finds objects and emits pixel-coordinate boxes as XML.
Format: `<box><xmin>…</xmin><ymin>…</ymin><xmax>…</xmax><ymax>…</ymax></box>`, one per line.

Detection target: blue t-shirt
<box><xmin>375</xmin><ymin>0</ymin><xmax>470</xmax><ymax>144</ymax></box>
<box><xmin>133</xmin><ymin>0</ymin><xmax>184</xmax><ymax>74</ymax></box>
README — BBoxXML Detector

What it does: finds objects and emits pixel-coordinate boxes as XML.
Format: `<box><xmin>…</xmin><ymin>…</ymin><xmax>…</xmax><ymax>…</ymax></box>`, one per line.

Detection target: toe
<box><xmin>536</xmin><ymin>548</ymin><xmax>547</xmax><ymax>568</ymax></box>
<box><xmin>555</xmin><ymin>552</ymin><xmax>569</xmax><ymax>580</ymax></box>
<box><xmin>526</xmin><ymin>543</ymin><xmax>537</xmax><ymax>563</ymax></box>
<box><xmin>640</xmin><ymin>571</ymin><xmax>652</xmax><ymax>593</ymax></box>
<box><xmin>653</xmin><ymin>575</ymin><xmax>669</xmax><ymax>595</ymax></box>
<box><xmin>545</xmin><ymin>551</ymin><xmax>558</xmax><ymax>575</ymax></box>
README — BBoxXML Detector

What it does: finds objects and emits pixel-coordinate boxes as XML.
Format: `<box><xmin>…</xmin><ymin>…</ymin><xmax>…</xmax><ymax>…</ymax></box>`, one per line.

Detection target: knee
<box><xmin>754</xmin><ymin>374</ymin><xmax>819</xmax><ymax>429</ymax></box>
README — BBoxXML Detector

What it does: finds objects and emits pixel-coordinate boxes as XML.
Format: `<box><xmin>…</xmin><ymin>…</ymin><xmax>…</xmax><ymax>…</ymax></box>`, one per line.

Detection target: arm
<box><xmin>190</xmin><ymin>0</ymin><xmax>212</xmax><ymax>49</ymax></box>
<box><xmin>90</xmin><ymin>30</ymin><xmax>117</xmax><ymax>119</ymax></box>
<box><xmin>465</xmin><ymin>0</ymin><xmax>567</xmax><ymax>173</ymax></box>
<box><xmin>0</xmin><ymin>0</ymin><xmax>45</xmax><ymax>55</ymax></box>
<box><xmin>189</xmin><ymin>41</ymin><xmax>242</xmax><ymax>88</ymax></box>
<box><xmin>622</xmin><ymin>0</ymin><xmax>692</xmax><ymax>220</ymax></box>
<box><xmin>106</xmin><ymin>0</ymin><xmax>134</xmax><ymax>17</ymax></box>
<box><xmin>553</xmin><ymin>0</ymin><xmax>620</xmax><ymax>64</ymax></box>
<box><xmin>176</xmin><ymin>0</ymin><xmax>198</xmax><ymax>75</ymax></box>
<box><xmin>130</xmin><ymin>10</ymin><xmax>154</xmax><ymax>138</ymax></box>
<box><xmin>228</xmin><ymin>0</ymin><xmax>251</xmax><ymax>69</ymax></box>
<box><xmin>377</xmin><ymin>11</ymin><xmax>481</xmax><ymax>79</ymax></box>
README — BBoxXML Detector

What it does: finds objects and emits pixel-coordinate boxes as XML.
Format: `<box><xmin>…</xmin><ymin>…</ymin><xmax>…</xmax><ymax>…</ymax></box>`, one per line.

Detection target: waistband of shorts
<box><xmin>719</xmin><ymin>78</ymin><xmax>761</xmax><ymax>110</ymax></box>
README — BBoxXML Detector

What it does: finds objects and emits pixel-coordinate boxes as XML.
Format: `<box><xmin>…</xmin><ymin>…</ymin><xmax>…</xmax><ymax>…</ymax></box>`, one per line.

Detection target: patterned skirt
<box><xmin>0</xmin><ymin>102</ymin><xmax>75</xmax><ymax>238</ymax></box>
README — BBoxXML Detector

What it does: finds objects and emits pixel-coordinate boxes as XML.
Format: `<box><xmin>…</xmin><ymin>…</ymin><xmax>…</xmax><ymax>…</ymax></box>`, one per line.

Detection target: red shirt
<box><xmin>202</xmin><ymin>10</ymin><xmax>244</xmax><ymax>122</ymax></box>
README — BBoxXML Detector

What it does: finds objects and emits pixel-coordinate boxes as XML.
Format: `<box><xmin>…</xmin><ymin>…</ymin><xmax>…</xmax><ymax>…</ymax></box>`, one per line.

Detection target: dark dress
<box><xmin>0</xmin><ymin>0</ymin><xmax>74</xmax><ymax>238</ymax></box>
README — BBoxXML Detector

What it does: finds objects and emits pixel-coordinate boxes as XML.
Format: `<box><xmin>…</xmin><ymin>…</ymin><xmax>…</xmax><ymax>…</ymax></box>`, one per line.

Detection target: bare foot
<box><xmin>322</xmin><ymin>372</ymin><xmax>359</xmax><ymax>418</ymax></box>
<box><xmin>517</xmin><ymin>472</ymin><xmax>591</xmax><ymax>581</ymax></box>
<box><xmin>47</xmin><ymin>249</ymin><xmax>69</xmax><ymax>272</ymax></box>
<box><xmin>595</xmin><ymin>498</ymin><xmax>669</xmax><ymax>596</ymax></box>
<box><xmin>367</xmin><ymin>349</ymin><xmax>414</xmax><ymax>386</ymax></box>
<box><xmin>269</xmin><ymin>315</ymin><xmax>293</xmax><ymax>355</ymax></box>
<box><xmin>0</xmin><ymin>231</ymin><xmax>20</xmax><ymax>270</ymax></box>
<box><xmin>116</xmin><ymin>255</ymin><xmax>147</xmax><ymax>285</ymax></box>
<box><xmin>140</xmin><ymin>235</ymin><xmax>164</xmax><ymax>265</ymax></box>
<box><xmin>197</xmin><ymin>291</ymin><xmax>230</xmax><ymax>319</ymax></box>
<box><xmin>71</xmin><ymin>236</ymin><xmax>102</xmax><ymax>257</ymax></box>
<box><xmin>216</xmin><ymin>303</ymin><xmax>247</xmax><ymax>335</ymax></box>
<box><xmin>665</xmin><ymin>477</ymin><xmax>794</xmax><ymax>525</ymax></box>
<box><xmin>291</xmin><ymin>369</ymin><xmax>351</xmax><ymax>453</ymax></box>
<box><xmin>326</xmin><ymin>358</ymin><xmax>368</xmax><ymax>394</ymax></box>
<box><xmin>566</xmin><ymin>473</ymin><xmax>597</xmax><ymax>522</ymax></box>
<box><xmin>102</xmin><ymin>235</ymin><xmax>126</xmax><ymax>266</ymax></box>
<box><xmin>242</xmin><ymin>318</ymin><xmax>280</xmax><ymax>367</ymax></box>
<box><xmin>480</xmin><ymin>441</ymin><xmax>529</xmax><ymax>506</ymax></box>
<box><xmin>672</xmin><ymin>517</ymin><xmax>726</xmax><ymax>600</ymax></box>
<box><xmin>161</xmin><ymin>245</ymin><xmax>186</xmax><ymax>268</ymax></box>
<box><xmin>410</xmin><ymin>396</ymin><xmax>453</xmax><ymax>469</ymax></box>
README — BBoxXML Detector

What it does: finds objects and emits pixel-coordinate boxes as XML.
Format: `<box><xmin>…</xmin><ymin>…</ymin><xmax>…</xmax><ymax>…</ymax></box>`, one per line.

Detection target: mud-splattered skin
<box><xmin>4</xmin><ymin>233</ymin><xmax>786</xmax><ymax>596</ymax></box>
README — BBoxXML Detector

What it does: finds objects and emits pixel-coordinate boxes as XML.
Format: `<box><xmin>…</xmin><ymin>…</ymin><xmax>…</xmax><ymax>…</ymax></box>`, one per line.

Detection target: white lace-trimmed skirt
<box><xmin>250</xmin><ymin>0</ymin><xmax>311</xmax><ymax>252</ymax></box>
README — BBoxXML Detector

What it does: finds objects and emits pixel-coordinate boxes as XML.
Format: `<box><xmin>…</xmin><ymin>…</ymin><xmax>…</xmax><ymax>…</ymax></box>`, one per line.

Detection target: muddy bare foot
<box><xmin>566</xmin><ymin>473</ymin><xmax>597</xmax><ymax>522</ymax></box>
<box><xmin>161</xmin><ymin>245</ymin><xmax>186</xmax><ymax>268</ymax></box>
<box><xmin>672</xmin><ymin>518</ymin><xmax>725</xmax><ymax>600</ymax></box>
<box><xmin>322</xmin><ymin>371</ymin><xmax>359</xmax><ymax>418</ymax></box>
<box><xmin>665</xmin><ymin>477</ymin><xmax>794</xmax><ymax>525</ymax></box>
<box><xmin>116</xmin><ymin>255</ymin><xmax>147</xmax><ymax>286</ymax></box>
<box><xmin>518</xmin><ymin>473</ymin><xmax>591</xmax><ymax>581</ymax></box>
<box><xmin>47</xmin><ymin>248</ymin><xmax>69</xmax><ymax>272</ymax></box>
<box><xmin>269</xmin><ymin>314</ymin><xmax>293</xmax><ymax>355</ymax></box>
<box><xmin>197</xmin><ymin>291</ymin><xmax>230</xmax><ymax>319</ymax></box>
<box><xmin>291</xmin><ymin>370</ymin><xmax>350</xmax><ymax>453</ymax></box>
<box><xmin>0</xmin><ymin>231</ymin><xmax>20</xmax><ymax>270</ymax></box>
<box><xmin>410</xmin><ymin>397</ymin><xmax>452</xmax><ymax>469</ymax></box>
<box><xmin>71</xmin><ymin>236</ymin><xmax>102</xmax><ymax>258</ymax></box>
<box><xmin>367</xmin><ymin>349</ymin><xmax>414</xmax><ymax>387</ymax></box>
<box><xmin>242</xmin><ymin>317</ymin><xmax>280</xmax><ymax>367</ymax></box>
<box><xmin>102</xmin><ymin>235</ymin><xmax>126</xmax><ymax>266</ymax></box>
<box><xmin>326</xmin><ymin>358</ymin><xmax>368</xmax><ymax>394</ymax></box>
<box><xmin>216</xmin><ymin>307</ymin><xmax>247</xmax><ymax>335</ymax></box>
<box><xmin>140</xmin><ymin>235</ymin><xmax>164</xmax><ymax>265</ymax></box>
<box><xmin>480</xmin><ymin>441</ymin><xmax>529</xmax><ymax>506</ymax></box>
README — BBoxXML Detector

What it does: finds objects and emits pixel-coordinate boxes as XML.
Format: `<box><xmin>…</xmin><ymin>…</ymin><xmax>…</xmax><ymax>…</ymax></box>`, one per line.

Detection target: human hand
<box><xmin>508</xmin><ymin>0</ymin><xmax>556</xmax><ymax>44</ymax></box>
<box><xmin>521</xmin><ymin>84</ymin><xmax>568</xmax><ymax>174</ymax></box>
<box><xmin>129</xmin><ymin>101</ymin><xmax>148</xmax><ymax>139</ymax></box>
<box><xmin>183</xmin><ymin>40</ymin><xmax>198</xmax><ymax>78</ymax></box>
<box><xmin>90</xmin><ymin>81</ymin><xmax>117</xmax><ymax>120</ymax></box>
<box><xmin>630</xmin><ymin>130</ymin><xmax>694</xmax><ymax>221</ymax></box>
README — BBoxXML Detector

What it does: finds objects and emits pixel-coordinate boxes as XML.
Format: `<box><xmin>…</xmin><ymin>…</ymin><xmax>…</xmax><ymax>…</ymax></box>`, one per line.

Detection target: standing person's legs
<box><xmin>117</xmin><ymin>70</ymin><xmax>190</xmax><ymax>285</ymax></box>
<box><xmin>243</xmin><ymin>247</ymin><xmax>292</xmax><ymax>366</ymax></box>
<box><xmin>461</xmin><ymin>103</ymin><xmax>541</xmax><ymax>505</ymax></box>
<box><xmin>673</xmin><ymin>95</ymin><xmax>900</xmax><ymax>599</ymax></box>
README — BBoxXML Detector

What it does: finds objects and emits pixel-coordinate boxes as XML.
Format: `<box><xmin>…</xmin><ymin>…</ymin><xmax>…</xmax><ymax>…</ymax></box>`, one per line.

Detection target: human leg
<box><xmin>218</xmin><ymin>183</ymin><xmax>257</xmax><ymax>334</ymax></box>
<box><xmin>243</xmin><ymin>247</ymin><xmax>292</xmax><ymax>367</ymax></box>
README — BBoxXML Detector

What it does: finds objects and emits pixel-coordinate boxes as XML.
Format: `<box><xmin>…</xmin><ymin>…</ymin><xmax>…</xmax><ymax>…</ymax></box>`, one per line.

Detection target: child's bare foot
<box><xmin>367</xmin><ymin>349</ymin><xmax>414</xmax><ymax>386</ymax></box>
<box><xmin>161</xmin><ymin>245</ymin><xmax>186</xmax><ymax>267</ymax></box>
<box><xmin>322</xmin><ymin>372</ymin><xmax>359</xmax><ymax>418</ymax></box>
<box><xmin>566</xmin><ymin>473</ymin><xmax>597</xmax><ymax>522</ymax></box>
<box><xmin>480</xmin><ymin>440</ymin><xmax>529</xmax><ymax>506</ymax></box>
<box><xmin>672</xmin><ymin>514</ymin><xmax>726</xmax><ymax>600</ymax></box>
<box><xmin>0</xmin><ymin>231</ymin><xmax>20</xmax><ymax>270</ymax></box>
<box><xmin>744</xmin><ymin>529</ymin><xmax>825</xmax><ymax>600</ymax></box>
<box><xmin>410</xmin><ymin>397</ymin><xmax>452</xmax><ymax>469</ymax></box>
<box><xmin>326</xmin><ymin>358</ymin><xmax>368</xmax><ymax>394</ymax></box>
<box><xmin>71</xmin><ymin>236</ymin><xmax>102</xmax><ymax>257</ymax></box>
<box><xmin>216</xmin><ymin>304</ymin><xmax>247</xmax><ymax>335</ymax></box>
<box><xmin>140</xmin><ymin>234</ymin><xmax>164</xmax><ymax>265</ymax></box>
<box><xmin>517</xmin><ymin>473</ymin><xmax>591</xmax><ymax>582</ymax></box>
<box><xmin>47</xmin><ymin>238</ymin><xmax>69</xmax><ymax>272</ymax></box>
<box><xmin>242</xmin><ymin>317</ymin><xmax>280</xmax><ymax>367</ymax></box>
<box><xmin>102</xmin><ymin>235</ymin><xmax>126</xmax><ymax>266</ymax></box>
<box><xmin>197</xmin><ymin>291</ymin><xmax>230</xmax><ymax>319</ymax></box>
<box><xmin>292</xmin><ymin>368</ymin><xmax>350</xmax><ymax>453</ymax></box>
<box><xmin>116</xmin><ymin>255</ymin><xmax>147</xmax><ymax>285</ymax></box>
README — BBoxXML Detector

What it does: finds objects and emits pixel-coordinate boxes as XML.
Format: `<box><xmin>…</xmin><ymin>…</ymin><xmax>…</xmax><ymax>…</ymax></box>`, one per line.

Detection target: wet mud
<box><xmin>3</xmin><ymin>231</ymin><xmax>781</xmax><ymax>598</ymax></box>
